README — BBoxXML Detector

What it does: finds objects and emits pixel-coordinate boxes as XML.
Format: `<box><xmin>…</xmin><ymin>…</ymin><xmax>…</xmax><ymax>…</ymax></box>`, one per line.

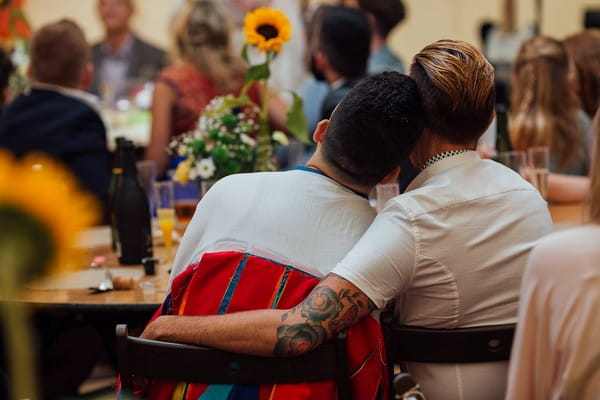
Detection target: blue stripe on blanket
<box><xmin>218</xmin><ymin>254</ymin><xmax>249</xmax><ymax>314</ymax></box>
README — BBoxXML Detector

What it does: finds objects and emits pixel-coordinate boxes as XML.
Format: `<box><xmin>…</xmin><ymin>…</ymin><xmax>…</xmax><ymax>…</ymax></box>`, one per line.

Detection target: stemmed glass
<box><xmin>153</xmin><ymin>181</ymin><xmax>175</xmax><ymax>263</ymax></box>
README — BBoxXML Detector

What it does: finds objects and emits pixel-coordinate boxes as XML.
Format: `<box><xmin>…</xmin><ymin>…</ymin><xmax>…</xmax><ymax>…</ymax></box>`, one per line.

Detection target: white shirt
<box><xmin>169</xmin><ymin>168</ymin><xmax>376</xmax><ymax>288</ymax></box>
<box><xmin>332</xmin><ymin>151</ymin><xmax>554</xmax><ymax>400</ymax></box>
<box><xmin>506</xmin><ymin>225</ymin><xmax>600</xmax><ymax>400</ymax></box>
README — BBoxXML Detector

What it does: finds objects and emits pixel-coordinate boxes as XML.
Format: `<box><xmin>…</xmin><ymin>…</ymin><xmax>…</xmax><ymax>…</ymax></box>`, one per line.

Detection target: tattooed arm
<box><xmin>141</xmin><ymin>274</ymin><xmax>376</xmax><ymax>356</ymax></box>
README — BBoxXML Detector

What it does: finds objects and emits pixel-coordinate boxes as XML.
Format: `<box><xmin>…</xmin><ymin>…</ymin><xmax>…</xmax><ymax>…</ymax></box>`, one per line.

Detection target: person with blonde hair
<box><xmin>142</xmin><ymin>40</ymin><xmax>553</xmax><ymax>400</ymax></box>
<box><xmin>505</xmin><ymin>108</ymin><xmax>600</xmax><ymax>399</ymax></box>
<box><xmin>510</xmin><ymin>36</ymin><xmax>589</xmax><ymax>176</ymax></box>
<box><xmin>145</xmin><ymin>0</ymin><xmax>258</xmax><ymax>175</ymax></box>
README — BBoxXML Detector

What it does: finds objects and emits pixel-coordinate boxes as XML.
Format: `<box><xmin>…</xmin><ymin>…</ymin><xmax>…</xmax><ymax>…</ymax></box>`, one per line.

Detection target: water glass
<box><xmin>497</xmin><ymin>151</ymin><xmax>527</xmax><ymax>175</ymax></box>
<box><xmin>153</xmin><ymin>181</ymin><xmax>175</xmax><ymax>262</ymax></box>
<box><xmin>527</xmin><ymin>147</ymin><xmax>550</xmax><ymax>199</ymax></box>
<box><xmin>374</xmin><ymin>183</ymin><xmax>400</xmax><ymax>212</ymax></box>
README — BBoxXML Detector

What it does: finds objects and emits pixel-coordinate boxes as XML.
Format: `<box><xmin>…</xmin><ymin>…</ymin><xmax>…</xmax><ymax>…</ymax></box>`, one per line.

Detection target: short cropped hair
<box><xmin>30</xmin><ymin>19</ymin><xmax>89</xmax><ymax>88</ymax></box>
<box><xmin>317</xmin><ymin>6</ymin><xmax>371</xmax><ymax>79</ymax></box>
<box><xmin>357</xmin><ymin>0</ymin><xmax>405</xmax><ymax>38</ymax></box>
<box><xmin>322</xmin><ymin>72</ymin><xmax>425</xmax><ymax>187</ymax></box>
<box><xmin>409</xmin><ymin>40</ymin><xmax>495</xmax><ymax>144</ymax></box>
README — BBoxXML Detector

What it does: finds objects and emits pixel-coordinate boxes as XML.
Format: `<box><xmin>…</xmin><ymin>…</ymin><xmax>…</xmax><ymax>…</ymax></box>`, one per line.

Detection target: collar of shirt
<box><xmin>31</xmin><ymin>82</ymin><xmax>101</xmax><ymax>111</ymax></box>
<box><xmin>100</xmin><ymin>33</ymin><xmax>135</xmax><ymax>59</ymax></box>
<box><xmin>329</xmin><ymin>78</ymin><xmax>347</xmax><ymax>90</ymax></box>
<box><xmin>407</xmin><ymin>150</ymin><xmax>480</xmax><ymax>192</ymax></box>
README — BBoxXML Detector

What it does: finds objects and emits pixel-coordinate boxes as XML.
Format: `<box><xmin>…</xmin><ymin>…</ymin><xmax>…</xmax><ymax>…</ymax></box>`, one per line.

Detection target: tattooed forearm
<box><xmin>273</xmin><ymin>274</ymin><xmax>375</xmax><ymax>356</ymax></box>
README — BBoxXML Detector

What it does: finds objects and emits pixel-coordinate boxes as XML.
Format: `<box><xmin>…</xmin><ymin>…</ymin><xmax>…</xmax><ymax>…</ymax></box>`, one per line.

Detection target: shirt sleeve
<box><xmin>331</xmin><ymin>200</ymin><xmax>416</xmax><ymax>309</ymax></box>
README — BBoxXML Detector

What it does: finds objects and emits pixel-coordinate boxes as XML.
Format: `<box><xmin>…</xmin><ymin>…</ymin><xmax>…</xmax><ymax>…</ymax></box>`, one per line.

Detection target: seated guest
<box><xmin>143</xmin><ymin>40</ymin><xmax>554</xmax><ymax>400</ymax></box>
<box><xmin>311</xmin><ymin>5</ymin><xmax>371</xmax><ymax>121</ymax></box>
<box><xmin>145</xmin><ymin>0</ymin><xmax>258</xmax><ymax>176</ymax></box>
<box><xmin>545</xmin><ymin>30</ymin><xmax>600</xmax><ymax>203</ymax></box>
<box><xmin>91</xmin><ymin>0</ymin><xmax>166</xmax><ymax>101</ymax></box>
<box><xmin>355</xmin><ymin>0</ymin><xmax>406</xmax><ymax>74</ymax></box>
<box><xmin>510</xmin><ymin>36</ymin><xmax>589</xmax><ymax>177</ymax></box>
<box><xmin>0</xmin><ymin>48</ymin><xmax>15</xmax><ymax>109</ymax></box>
<box><xmin>505</xmin><ymin>109</ymin><xmax>600</xmax><ymax>399</ymax></box>
<box><xmin>0</xmin><ymin>20</ymin><xmax>111</xmax><ymax>216</ymax></box>
<box><xmin>155</xmin><ymin>72</ymin><xmax>424</xmax><ymax>398</ymax></box>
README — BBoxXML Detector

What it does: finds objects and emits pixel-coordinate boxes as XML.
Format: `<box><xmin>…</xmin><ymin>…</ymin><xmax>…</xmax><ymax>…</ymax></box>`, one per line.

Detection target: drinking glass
<box><xmin>374</xmin><ymin>183</ymin><xmax>400</xmax><ymax>212</ymax></box>
<box><xmin>497</xmin><ymin>151</ymin><xmax>527</xmax><ymax>175</ymax></box>
<box><xmin>173</xmin><ymin>179</ymin><xmax>200</xmax><ymax>224</ymax></box>
<box><xmin>153</xmin><ymin>181</ymin><xmax>175</xmax><ymax>263</ymax></box>
<box><xmin>527</xmin><ymin>147</ymin><xmax>550</xmax><ymax>199</ymax></box>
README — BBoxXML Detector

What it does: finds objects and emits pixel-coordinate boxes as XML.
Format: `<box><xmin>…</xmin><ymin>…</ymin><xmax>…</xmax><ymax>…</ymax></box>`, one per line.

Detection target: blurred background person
<box><xmin>91</xmin><ymin>0</ymin><xmax>167</xmax><ymax>103</ymax></box>
<box><xmin>564</xmin><ymin>29</ymin><xmax>600</xmax><ymax>121</ymax></box>
<box><xmin>510</xmin><ymin>36</ymin><xmax>590</xmax><ymax>177</ymax></box>
<box><xmin>144</xmin><ymin>0</ymin><xmax>258</xmax><ymax>176</ymax></box>
<box><xmin>0</xmin><ymin>48</ymin><xmax>15</xmax><ymax>109</ymax></box>
<box><xmin>505</xmin><ymin>109</ymin><xmax>600</xmax><ymax>399</ymax></box>
<box><xmin>353</xmin><ymin>0</ymin><xmax>406</xmax><ymax>74</ymax></box>
<box><xmin>0</xmin><ymin>19</ymin><xmax>111</xmax><ymax>218</ymax></box>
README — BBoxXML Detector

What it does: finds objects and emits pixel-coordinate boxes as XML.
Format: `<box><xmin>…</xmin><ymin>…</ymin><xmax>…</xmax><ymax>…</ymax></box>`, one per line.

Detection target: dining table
<box><xmin>548</xmin><ymin>202</ymin><xmax>585</xmax><ymax>229</ymax></box>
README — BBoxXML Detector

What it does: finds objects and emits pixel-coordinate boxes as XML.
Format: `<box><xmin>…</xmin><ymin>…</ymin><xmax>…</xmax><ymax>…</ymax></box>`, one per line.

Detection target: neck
<box><xmin>305</xmin><ymin>151</ymin><xmax>372</xmax><ymax>196</ymax></box>
<box><xmin>410</xmin><ymin>130</ymin><xmax>476</xmax><ymax>169</ymax></box>
<box><xmin>371</xmin><ymin>35</ymin><xmax>386</xmax><ymax>53</ymax></box>
<box><xmin>324</xmin><ymin>68</ymin><xmax>342</xmax><ymax>86</ymax></box>
<box><xmin>105</xmin><ymin>30</ymin><xmax>131</xmax><ymax>53</ymax></box>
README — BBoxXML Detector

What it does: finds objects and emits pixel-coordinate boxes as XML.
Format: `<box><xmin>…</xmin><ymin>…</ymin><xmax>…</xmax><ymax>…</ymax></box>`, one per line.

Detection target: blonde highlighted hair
<box><xmin>589</xmin><ymin>110</ymin><xmax>600</xmax><ymax>223</ymax></box>
<box><xmin>170</xmin><ymin>0</ymin><xmax>245</xmax><ymax>93</ymax></box>
<box><xmin>409</xmin><ymin>40</ymin><xmax>495</xmax><ymax>144</ymax></box>
<box><xmin>510</xmin><ymin>36</ymin><xmax>582</xmax><ymax>171</ymax></box>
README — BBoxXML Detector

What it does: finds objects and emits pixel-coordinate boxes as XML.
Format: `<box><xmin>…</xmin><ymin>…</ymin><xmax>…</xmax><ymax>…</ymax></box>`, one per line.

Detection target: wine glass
<box><xmin>153</xmin><ymin>181</ymin><xmax>175</xmax><ymax>263</ymax></box>
<box><xmin>527</xmin><ymin>147</ymin><xmax>550</xmax><ymax>199</ymax></box>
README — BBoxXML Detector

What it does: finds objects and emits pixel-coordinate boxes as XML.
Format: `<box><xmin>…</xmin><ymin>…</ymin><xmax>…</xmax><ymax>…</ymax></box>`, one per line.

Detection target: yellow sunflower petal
<box><xmin>0</xmin><ymin>150</ymin><xmax>99</xmax><ymax>275</ymax></box>
<box><xmin>243</xmin><ymin>7</ymin><xmax>292</xmax><ymax>53</ymax></box>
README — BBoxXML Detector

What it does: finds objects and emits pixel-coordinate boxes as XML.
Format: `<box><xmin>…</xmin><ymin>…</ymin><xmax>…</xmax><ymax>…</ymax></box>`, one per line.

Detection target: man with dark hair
<box><xmin>0</xmin><ymin>48</ymin><xmax>15</xmax><ymax>108</ymax></box>
<box><xmin>310</xmin><ymin>5</ymin><xmax>371</xmax><ymax>120</ymax></box>
<box><xmin>91</xmin><ymin>0</ymin><xmax>166</xmax><ymax>101</ymax></box>
<box><xmin>0</xmin><ymin>19</ymin><xmax>111</xmax><ymax>214</ymax></box>
<box><xmin>168</xmin><ymin>71</ymin><xmax>425</xmax><ymax>284</ymax></box>
<box><xmin>144</xmin><ymin>41</ymin><xmax>553</xmax><ymax>400</ymax></box>
<box><xmin>355</xmin><ymin>0</ymin><xmax>406</xmax><ymax>74</ymax></box>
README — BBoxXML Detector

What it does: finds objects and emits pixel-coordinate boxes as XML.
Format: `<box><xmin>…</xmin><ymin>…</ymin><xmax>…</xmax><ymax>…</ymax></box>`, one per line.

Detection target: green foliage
<box><xmin>286</xmin><ymin>92</ymin><xmax>309</xmax><ymax>144</ymax></box>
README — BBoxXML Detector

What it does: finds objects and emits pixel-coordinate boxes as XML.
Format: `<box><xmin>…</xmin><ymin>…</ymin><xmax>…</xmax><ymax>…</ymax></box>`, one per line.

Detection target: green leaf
<box><xmin>212</xmin><ymin>147</ymin><xmax>229</xmax><ymax>163</ymax></box>
<box><xmin>221</xmin><ymin>114</ymin><xmax>238</xmax><ymax>127</ymax></box>
<box><xmin>245</xmin><ymin>62</ymin><xmax>270</xmax><ymax>84</ymax></box>
<box><xmin>190</xmin><ymin>140</ymin><xmax>206</xmax><ymax>156</ymax></box>
<box><xmin>226</xmin><ymin>159</ymin><xmax>242</xmax><ymax>175</ymax></box>
<box><xmin>241</xmin><ymin>43</ymin><xmax>250</xmax><ymax>64</ymax></box>
<box><xmin>285</xmin><ymin>92</ymin><xmax>309</xmax><ymax>144</ymax></box>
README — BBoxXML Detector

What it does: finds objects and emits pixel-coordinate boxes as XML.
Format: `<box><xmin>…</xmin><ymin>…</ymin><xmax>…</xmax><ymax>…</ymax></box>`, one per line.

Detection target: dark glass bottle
<box><xmin>108</xmin><ymin>137</ymin><xmax>126</xmax><ymax>250</ymax></box>
<box><xmin>113</xmin><ymin>141</ymin><xmax>153</xmax><ymax>265</ymax></box>
<box><xmin>495</xmin><ymin>104</ymin><xmax>513</xmax><ymax>153</ymax></box>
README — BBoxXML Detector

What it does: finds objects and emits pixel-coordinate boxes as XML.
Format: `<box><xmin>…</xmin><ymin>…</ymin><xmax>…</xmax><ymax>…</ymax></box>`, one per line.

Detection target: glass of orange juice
<box><xmin>153</xmin><ymin>181</ymin><xmax>175</xmax><ymax>263</ymax></box>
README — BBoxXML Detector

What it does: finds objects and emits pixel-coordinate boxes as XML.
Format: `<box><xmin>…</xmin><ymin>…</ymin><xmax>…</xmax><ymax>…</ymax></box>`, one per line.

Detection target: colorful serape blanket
<box><xmin>145</xmin><ymin>250</ymin><xmax>388</xmax><ymax>400</ymax></box>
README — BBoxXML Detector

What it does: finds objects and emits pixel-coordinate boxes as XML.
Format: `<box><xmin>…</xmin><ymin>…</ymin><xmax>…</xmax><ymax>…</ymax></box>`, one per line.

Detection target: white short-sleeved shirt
<box><xmin>169</xmin><ymin>168</ymin><xmax>376</xmax><ymax>288</ymax></box>
<box><xmin>506</xmin><ymin>226</ymin><xmax>600</xmax><ymax>400</ymax></box>
<box><xmin>333</xmin><ymin>151</ymin><xmax>554</xmax><ymax>400</ymax></box>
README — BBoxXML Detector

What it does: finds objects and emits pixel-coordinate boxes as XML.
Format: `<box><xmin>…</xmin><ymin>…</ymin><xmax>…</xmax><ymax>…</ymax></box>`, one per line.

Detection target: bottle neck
<box><xmin>121</xmin><ymin>147</ymin><xmax>138</xmax><ymax>177</ymax></box>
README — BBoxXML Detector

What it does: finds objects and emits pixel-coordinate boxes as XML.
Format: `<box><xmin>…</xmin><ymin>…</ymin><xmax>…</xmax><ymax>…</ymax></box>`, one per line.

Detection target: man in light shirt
<box><xmin>143</xmin><ymin>40</ymin><xmax>553</xmax><ymax>400</ymax></box>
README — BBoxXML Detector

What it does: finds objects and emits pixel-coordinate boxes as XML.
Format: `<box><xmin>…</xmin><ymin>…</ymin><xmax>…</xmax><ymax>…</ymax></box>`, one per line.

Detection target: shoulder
<box><xmin>132</xmin><ymin>35</ymin><xmax>166</xmax><ymax>57</ymax></box>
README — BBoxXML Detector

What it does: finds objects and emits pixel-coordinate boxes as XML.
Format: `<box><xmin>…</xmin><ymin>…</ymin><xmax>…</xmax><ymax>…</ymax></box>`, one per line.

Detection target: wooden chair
<box><xmin>380</xmin><ymin>308</ymin><xmax>515</xmax><ymax>397</ymax></box>
<box><xmin>116</xmin><ymin>324</ymin><xmax>353</xmax><ymax>399</ymax></box>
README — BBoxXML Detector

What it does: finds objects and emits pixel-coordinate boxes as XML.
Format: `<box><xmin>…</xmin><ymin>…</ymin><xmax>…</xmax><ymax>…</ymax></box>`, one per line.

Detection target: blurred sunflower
<box><xmin>0</xmin><ymin>150</ymin><xmax>99</xmax><ymax>288</ymax></box>
<box><xmin>243</xmin><ymin>7</ymin><xmax>291</xmax><ymax>53</ymax></box>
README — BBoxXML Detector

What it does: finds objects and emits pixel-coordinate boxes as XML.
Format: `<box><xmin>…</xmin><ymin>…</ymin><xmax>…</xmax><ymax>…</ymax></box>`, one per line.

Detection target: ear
<box><xmin>80</xmin><ymin>63</ymin><xmax>94</xmax><ymax>91</ymax></box>
<box><xmin>379</xmin><ymin>165</ymin><xmax>400</xmax><ymax>184</ymax></box>
<box><xmin>315</xmin><ymin>50</ymin><xmax>328</xmax><ymax>71</ymax></box>
<box><xmin>313</xmin><ymin>119</ymin><xmax>330</xmax><ymax>143</ymax></box>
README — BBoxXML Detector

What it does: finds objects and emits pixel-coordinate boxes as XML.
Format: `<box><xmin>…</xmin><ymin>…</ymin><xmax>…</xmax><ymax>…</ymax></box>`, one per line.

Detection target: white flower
<box><xmin>196</xmin><ymin>158</ymin><xmax>216</xmax><ymax>179</ymax></box>
<box><xmin>198</xmin><ymin>116</ymin><xmax>207</xmax><ymax>131</ymax></box>
<box><xmin>177</xmin><ymin>144</ymin><xmax>188</xmax><ymax>157</ymax></box>
<box><xmin>272</xmin><ymin>131</ymin><xmax>289</xmax><ymax>146</ymax></box>
<box><xmin>189</xmin><ymin>167</ymin><xmax>198</xmax><ymax>180</ymax></box>
<box><xmin>240</xmin><ymin>133</ymin><xmax>257</xmax><ymax>148</ymax></box>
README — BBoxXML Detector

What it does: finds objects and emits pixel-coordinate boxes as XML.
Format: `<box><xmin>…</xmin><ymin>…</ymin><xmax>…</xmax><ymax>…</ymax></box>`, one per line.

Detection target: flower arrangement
<box><xmin>0</xmin><ymin>150</ymin><xmax>98</xmax><ymax>399</ymax></box>
<box><xmin>172</xmin><ymin>7</ymin><xmax>307</xmax><ymax>184</ymax></box>
<box><xmin>0</xmin><ymin>0</ymin><xmax>31</xmax><ymax>46</ymax></box>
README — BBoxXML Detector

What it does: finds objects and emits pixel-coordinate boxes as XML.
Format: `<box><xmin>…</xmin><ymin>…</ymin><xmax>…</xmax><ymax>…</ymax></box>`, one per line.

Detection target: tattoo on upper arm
<box><xmin>273</xmin><ymin>276</ymin><xmax>375</xmax><ymax>356</ymax></box>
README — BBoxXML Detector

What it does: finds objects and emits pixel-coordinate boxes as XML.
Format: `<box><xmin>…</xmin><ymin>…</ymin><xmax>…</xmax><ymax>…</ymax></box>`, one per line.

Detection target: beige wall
<box><xmin>24</xmin><ymin>0</ymin><xmax>600</xmax><ymax>63</ymax></box>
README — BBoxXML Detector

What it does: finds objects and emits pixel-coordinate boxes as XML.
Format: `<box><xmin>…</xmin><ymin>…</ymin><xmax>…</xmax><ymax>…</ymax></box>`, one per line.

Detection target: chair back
<box><xmin>116</xmin><ymin>324</ymin><xmax>353</xmax><ymax>399</ymax></box>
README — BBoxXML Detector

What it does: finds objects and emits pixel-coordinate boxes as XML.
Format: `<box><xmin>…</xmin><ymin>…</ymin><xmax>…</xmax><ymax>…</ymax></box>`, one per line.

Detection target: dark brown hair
<box><xmin>30</xmin><ymin>19</ymin><xmax>89</xmax><ymax>88</ymax></box>
<box><xmin>564</xmin><ymin>29</ymin><xmax>600</xmax><ymax>117</ymax></box>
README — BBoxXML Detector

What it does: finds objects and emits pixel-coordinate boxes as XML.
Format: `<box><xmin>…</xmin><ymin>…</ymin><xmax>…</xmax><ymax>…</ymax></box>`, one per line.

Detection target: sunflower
<box><xmin>0</xmin><ymin>150</ymin><xmax>99</xmax><ymax>286</ymax></box>
<box><xmin>243</xmin><ymin>7</ymin><xmax>291</xmax><ymax>53</ymax></box>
